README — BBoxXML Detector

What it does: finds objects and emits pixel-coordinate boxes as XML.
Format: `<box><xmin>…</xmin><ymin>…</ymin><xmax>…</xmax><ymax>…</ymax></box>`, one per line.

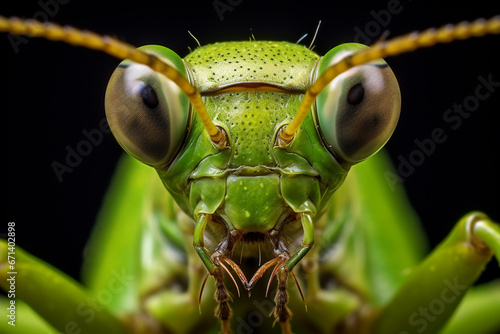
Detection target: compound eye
<box><xmin>105</xmin><ymin>46</ymin><xmax>189</xmax><ymax>167</ymax></box>
<box><xmin>315</xmin><ymin>44</ymin><xmax>401</xmax><ymax>164</ymax></box>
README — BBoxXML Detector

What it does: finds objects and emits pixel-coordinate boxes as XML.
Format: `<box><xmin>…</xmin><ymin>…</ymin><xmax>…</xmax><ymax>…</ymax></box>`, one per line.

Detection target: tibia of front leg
<box><xmin>372</xmin><ymin>212</ymin><xmax>500</xmax><ymax>334</ymax></box>
<box><xmin>0</xmin><ymin>297</ymin><xmax>57</xmax><ymax>333</ymax></box>
<box><xmin>0</xmin><ymin>240</ymin><xmax>126</xmax><ymax>334</ymax></box>
<box><xmin>193</xmin><ymin>214</ymin><xmax>234</xmax><ymax>333</ymax></box>
<box><xmin>272</xmin><ymin>213</ymin><xmax>314</xmax><ymax>333</ymax></box>
<box><xmin>440</xmin><ymin>280</ymin><xmax>500</xmax><ymax>334</ymax></box>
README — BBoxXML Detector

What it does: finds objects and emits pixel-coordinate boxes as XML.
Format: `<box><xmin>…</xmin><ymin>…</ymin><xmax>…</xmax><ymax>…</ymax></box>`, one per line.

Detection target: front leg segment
<box><xmin>0</xmin><ymin>241</ymin><xmax>126</xmax><ymax>333</ymax></box>
<box><xmin>193</xmin><ymin>214</ymin><xmax>234</xmax><ymax>333</ymax></box>
<box><xmin>285</xmin><ymin>212</ymin><xmax>315</xmax><ymax>272</ymax></box>
<box><xmin>194</xmin><ymin>214</ymin><xmax>218</xmax><ymax>273</ymax></box>
<box><xmin>272</xmin><ymin>213</ymin><xmax>315</xmax><ymax>331</ymax></box>
<box><xmin>373</xmin><ymin>212</ymin><xmax>500</xmax><ymax>334</ymax></box>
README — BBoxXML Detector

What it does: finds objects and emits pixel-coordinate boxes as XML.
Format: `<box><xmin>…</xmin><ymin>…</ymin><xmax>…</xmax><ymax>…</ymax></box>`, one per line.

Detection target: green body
<box><xmin>1</xmin><ymin>40</ymin><xmax>500</xmax><ymax>334</ymax></box>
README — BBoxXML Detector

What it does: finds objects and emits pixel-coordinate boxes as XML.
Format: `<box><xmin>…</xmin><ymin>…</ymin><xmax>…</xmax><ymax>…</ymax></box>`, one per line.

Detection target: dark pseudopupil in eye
<box><xmin>140</xmin><ymin>84</ymin><xmax>159</xmax><ymax>109</ymax></box>
<box><xmin>347</xmin><ymin>83</ymin><xmax>364</xmax><ymax>105</ymax></box>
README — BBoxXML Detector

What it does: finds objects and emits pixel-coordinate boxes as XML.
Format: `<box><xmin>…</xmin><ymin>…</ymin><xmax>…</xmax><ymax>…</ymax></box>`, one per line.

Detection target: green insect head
<box><xmin>104</xmin><ymin>40</ymin><xmax>401</xmax><ymax>295</ymax></box>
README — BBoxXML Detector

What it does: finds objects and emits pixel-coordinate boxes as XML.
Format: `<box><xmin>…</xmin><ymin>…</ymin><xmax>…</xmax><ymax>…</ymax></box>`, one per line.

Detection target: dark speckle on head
<box><xmin>184</xmin><ymin>41</ymin><xmax>320</xmax><ymax>93</ymax></box>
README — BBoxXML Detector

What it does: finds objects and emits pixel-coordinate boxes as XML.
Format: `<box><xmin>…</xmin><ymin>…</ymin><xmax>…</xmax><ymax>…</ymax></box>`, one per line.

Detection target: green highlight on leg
<box><xmin>195</xmin><ymin>247</ymin><xmax>218</xmax><ymax>273</ymax></box>
<box><xmin>285</xmin><ymin>213</ymin><xmax>314</xmax><ymax>272</ymax></box>
<box><xmin>285</xmin><ymin>246</ymin><xmax>311</xmax><ymax>272</ymax></box>
<box><xmin>372</xmin><ymin>212</ymin><xmax>499</xmax><ymax>334</ymax></box>
<box><xmin>0</xmin><ymin>297</ymin><xmax>58</xmax><ymax>333</ymax></box>
<box><xmin>193</xmin><ymin>213</ymin><xmax>208</xmax><ymax>247</ymax></box>
<box><xmin>472</xmin><ymin>218</ymin><xmax>500</xmax><ymax>264</ymax></box>
<box><xmin>193</xmin><ymin>214</ymin><xmax>218</xmax><ymax>274</ymax></box>
<box><xmin>0</xmin><ymin>240</ymin><xmax>126</xmax><ymax>334</ymax></box>
<box><xmin>440</xmin><ymin>280</ymin><xmax>500</xmax><ymax>334</ymax></box>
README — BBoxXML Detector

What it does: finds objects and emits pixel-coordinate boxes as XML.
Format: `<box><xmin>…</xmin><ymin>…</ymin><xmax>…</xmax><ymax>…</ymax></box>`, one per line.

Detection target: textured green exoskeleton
<box><xmin>1</xmin><ymin>16</ymin><xmax>500</xmax><ymax>334</ymax></box>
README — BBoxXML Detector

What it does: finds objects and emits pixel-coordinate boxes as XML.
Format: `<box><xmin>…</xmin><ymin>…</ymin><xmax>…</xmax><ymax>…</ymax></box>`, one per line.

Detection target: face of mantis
<box><xmin>1</xmin><ymin>1</ymin><xmax>500</xmax><ymax>333</ymax></box>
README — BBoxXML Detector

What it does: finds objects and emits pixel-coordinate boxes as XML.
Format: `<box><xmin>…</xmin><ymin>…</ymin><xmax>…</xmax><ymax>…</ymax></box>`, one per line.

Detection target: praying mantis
<box><xmin>0</xmin><ymin>0</ymin><xmax>500</xmax><ymax>334</ymax></box>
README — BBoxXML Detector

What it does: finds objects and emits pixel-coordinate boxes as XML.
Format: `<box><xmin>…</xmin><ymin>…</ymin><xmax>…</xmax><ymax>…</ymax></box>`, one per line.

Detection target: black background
<box><xmin>1</xmin><ymin>0</ymin><xmax>499</xmax><ymax>287</ymax></box>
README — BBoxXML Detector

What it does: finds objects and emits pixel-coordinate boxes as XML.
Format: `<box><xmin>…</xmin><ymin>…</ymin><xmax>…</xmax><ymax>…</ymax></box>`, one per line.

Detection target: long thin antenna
<box><xmin>0</xmin><ymin>17</ymin><xmax>223</xmax><ymax>143</ymax></box>
<box><xmin>279</xmin><ymin>16</ymin><xmax>500</xmax><ymax>142</ymax></box>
